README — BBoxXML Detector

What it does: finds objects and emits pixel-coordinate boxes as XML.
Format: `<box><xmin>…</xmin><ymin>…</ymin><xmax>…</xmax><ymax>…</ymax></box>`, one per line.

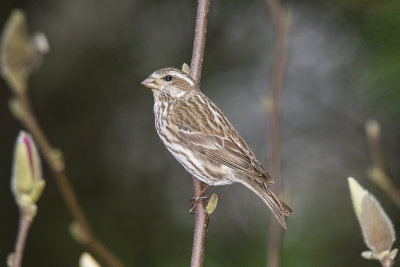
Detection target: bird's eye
<box><xmin>165</xmin><ymin>75</ymin><xmax>172</xmax><ymax>81</ymax></box>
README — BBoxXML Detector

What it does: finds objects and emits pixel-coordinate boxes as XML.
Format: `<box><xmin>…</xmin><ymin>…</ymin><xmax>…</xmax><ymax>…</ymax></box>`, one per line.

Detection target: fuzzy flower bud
<box><xmin>182</xmin><ymin>63</ymin><xmax>190</xmax><ymax>75</ymax></box>
<box><xmin>79</xmin><ymin>253</ymin><xmax>101</xmax><ymax>267</ymax></box>
<box><xmin>0</xmin><ymin>9</ymin><xmax>49</xmax><ymax>92</ymax></box>
<box><xmin>348</xmin><ymin>177</ymin><xmax>397</xmax><ymax>264</ymax></box>
<box><xmin>11</xmin><ymin>131</ymin><xmax>45</xmax><ymax>208</ymax></box>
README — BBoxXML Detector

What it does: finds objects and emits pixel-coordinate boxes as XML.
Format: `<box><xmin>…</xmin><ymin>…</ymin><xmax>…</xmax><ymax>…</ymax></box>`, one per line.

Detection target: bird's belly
<box><xmin>154</xmin><ymin>106</ymin><xmax>234</xmax><ymax>185</ymax></box>
<box><xmin>156</xmin><ymin>128</ymin><xmax>233</xmax><ymax>186</ymax></box>
<box><xmin>170</xmin><ymin>146</ymin><xmax>234</xmax><ymax>185</ymax></box>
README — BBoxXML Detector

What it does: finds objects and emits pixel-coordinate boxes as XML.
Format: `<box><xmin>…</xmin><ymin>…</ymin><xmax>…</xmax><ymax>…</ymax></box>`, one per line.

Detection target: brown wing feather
<box><xmin>172</xmin><ymin>98</ymin><xmax>273</xmax><ymax>184</ymax></box>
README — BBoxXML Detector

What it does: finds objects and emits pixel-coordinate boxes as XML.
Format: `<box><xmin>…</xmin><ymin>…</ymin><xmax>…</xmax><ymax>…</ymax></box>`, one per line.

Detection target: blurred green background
<box><xmin>1</xmin><ymin>0</ymin><xmax>400</xmax><ymax>266</ymax></box>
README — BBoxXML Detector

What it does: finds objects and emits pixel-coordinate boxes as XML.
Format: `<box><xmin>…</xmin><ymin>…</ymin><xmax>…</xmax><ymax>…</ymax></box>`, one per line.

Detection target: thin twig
<box><xmin>381</xmin><ymin>257</ymin><xmax>395</xmax><ymax>267</ymax></box>
<box><xmin>12</xmin><ymin>207</ymin><xmax>33</xmax><ymax>267</ymax></box>
<box><xmin>380</xmin><ymin>256</ymin><xmax>395</xmax><ymax>267</ymax></box>
<box><xmin>265</xmin><ymin>0</ymin><xmax>289</xmax><ymax>266</ymax></box>
<box><xmin>190</xmin><ymin>178</ymin><xmax>210</xmax><ymax>267</ymax></box>
<box><xmin>189</xmin><ymin>0</ymin><xmax>210</xmax><ymax>82</ymax></box>
<box><xmin>189</xmin><ymin>0</ymin><xmax>211</xmax><ymax>267</ymax></box>
<box><xmin>10</xmin><ymin>87</ymin><xmax>124</xmax><ymax>267</ymax></box>
<box><xmin>366</xmin><ymin>120</ymin><xmax>400</xmax><ymax>209</ymax></box>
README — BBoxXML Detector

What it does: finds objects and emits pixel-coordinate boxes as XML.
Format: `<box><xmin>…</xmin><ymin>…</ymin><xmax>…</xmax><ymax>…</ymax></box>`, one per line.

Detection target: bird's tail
<box><xmin>240</xmin><ymin>178</ymin><xmax>293</xmax><ymax>229</ymax></box>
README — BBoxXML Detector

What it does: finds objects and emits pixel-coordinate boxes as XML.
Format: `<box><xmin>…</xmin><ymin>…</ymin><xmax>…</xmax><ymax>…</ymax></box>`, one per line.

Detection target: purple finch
<box><xmin>142</xmin><ymin>67</ymin><xmax>293</xmax><ymax>228</ymax></box>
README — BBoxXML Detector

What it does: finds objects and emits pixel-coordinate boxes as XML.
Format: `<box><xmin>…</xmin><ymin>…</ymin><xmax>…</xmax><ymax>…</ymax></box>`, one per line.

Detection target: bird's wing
<box><xmin>172</xmin><ymin>101</ymin><xmax>273</xmax><ymax>184</ymax></box>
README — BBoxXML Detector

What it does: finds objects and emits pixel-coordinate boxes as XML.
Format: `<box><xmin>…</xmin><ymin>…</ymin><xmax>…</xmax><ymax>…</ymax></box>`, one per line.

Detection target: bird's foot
<box><xmin>189</xmin><ymin>184</ymin><xmax>211</xmax><ymax>214</ymax></box>
<box><xmin>189</xmin><ymin>196</ymin><xmax>209</xmax><ymax>214</ymax></box>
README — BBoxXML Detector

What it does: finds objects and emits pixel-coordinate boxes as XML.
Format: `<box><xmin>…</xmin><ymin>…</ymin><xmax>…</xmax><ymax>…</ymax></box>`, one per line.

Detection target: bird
<box><xmin>141</xmin><ymin>67</ymin><xmax>293</xmax><ymax>228</ymax></box>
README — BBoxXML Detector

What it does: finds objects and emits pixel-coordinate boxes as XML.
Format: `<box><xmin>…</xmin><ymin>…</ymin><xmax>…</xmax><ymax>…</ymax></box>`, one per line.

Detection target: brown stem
<box><xmin>189</xmin><ymin>0</ymin><xmax>210</xmax><ymax>83</ymax></box>
<box><xmin>365</xmin><ymin>121</ymin><xmax>386</xmax><ymax>172</ymax></box>
<box><xmin>190</xmin><ymin>178</ymin><xmax>210</xmax><ymax>267</ymax></box>
<box><xmin>189</xmin><ymin>0</ymin><xmax>211</xmax><ymax>267</ymax></box>
<box><xmin>366</xmin><ymin>121</ymin><xmax>400</xmax><ymax>209</ymax></box>
<box><xmin>10</xmin><ymin>90</ymin><xmax>124</xmax><ymax>267</ymax></box>
<box><xmin>12</xmin><ymin>208</ymin><xmax>33</xmax><ymax>267</ymax></box>
<box><xmin>265</xmin><ymin>0</ymin><xmax>289</xmax><ymax>266</ymax></box>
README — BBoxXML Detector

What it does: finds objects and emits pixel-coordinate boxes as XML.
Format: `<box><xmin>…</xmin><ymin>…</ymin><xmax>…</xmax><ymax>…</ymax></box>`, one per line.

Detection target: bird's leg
<box><xmin>195</xmin><ymin>184</ymin><xmax>211</xmax><ymax>199</ymax></box>
<box><xmin>189</xmin><ymin>184</ymin><xmax>211</xmax><ymax>214</ymax></box>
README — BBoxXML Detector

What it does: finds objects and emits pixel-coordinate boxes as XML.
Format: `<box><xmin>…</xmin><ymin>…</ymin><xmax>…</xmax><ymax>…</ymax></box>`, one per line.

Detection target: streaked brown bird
<box><xmin>142</xmin><ymin>67</ymin><xmax>293</xmax><ymax>228</ymax></box>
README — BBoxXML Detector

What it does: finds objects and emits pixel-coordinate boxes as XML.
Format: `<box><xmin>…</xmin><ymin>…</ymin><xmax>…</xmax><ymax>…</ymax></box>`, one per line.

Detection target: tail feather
<box><xmin>279</xmin><ymin>199</ymin><xmax>294</xmax><ymax>216</ymax></box>
<box><xmin>240</xmin><ymin>178</ymin><xmax>293</xmax><ymax>229</ymax></box>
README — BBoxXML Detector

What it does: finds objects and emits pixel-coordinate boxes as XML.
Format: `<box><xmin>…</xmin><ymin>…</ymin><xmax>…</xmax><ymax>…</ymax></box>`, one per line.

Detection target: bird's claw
<box><xmin>189</xmin><ymin>196</ymin><xmax>209</xmax><ymax>214</ymax></box>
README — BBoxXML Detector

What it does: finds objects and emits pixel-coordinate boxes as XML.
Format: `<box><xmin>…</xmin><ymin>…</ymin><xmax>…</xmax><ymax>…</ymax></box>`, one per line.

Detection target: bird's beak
<box><xmin>141</xmin><ymin>77</ymin><xmax>160</xmax><ymax>90</ymax></box>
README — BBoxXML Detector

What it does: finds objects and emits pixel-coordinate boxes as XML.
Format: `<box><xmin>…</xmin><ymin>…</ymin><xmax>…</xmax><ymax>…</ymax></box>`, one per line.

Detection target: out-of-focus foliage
<box><xmin>331</xmin><ymin>0</ymin><xmax>400</xmax><ymax>117</ymax></box>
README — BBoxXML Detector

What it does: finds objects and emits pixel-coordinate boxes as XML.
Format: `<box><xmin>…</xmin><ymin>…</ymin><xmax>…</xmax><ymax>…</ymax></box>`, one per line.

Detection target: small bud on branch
<box><xmin>11</xmin><ymin>131</ymin><xmax>45</xmax><ymax>211</ymax></box>
<box><xmin>348</xmin><ymin>177</ymin><xmax>397</xmax><ymax>267</ymax></box>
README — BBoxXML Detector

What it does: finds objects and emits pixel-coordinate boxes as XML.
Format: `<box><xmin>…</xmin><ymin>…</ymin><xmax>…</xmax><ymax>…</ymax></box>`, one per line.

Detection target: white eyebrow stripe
<box><xmin>173</xmin><ymin>72</ymin><xmax>195</xmax><ymax>85</ymax></box>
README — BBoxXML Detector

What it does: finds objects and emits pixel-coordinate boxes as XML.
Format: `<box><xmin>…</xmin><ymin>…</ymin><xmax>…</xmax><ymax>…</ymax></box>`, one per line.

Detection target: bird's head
<box><xmin>141</xmin><ymin>67</ymin><xmax>198</xmax><ymax>100</ymax></box>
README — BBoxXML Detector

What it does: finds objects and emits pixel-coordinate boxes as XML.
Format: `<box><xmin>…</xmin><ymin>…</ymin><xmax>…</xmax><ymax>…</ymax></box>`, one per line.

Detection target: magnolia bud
<box><xmin>79</xmin><ymin>253</ymin><xmax>101</xmax><ymax>267</ymax></box>
<box><xmin>0</xmin><ymin>9</ymin><xmax>49</xmax><ymax>92</ymax></box>
<box><xmin>11</xmin><ymin>131</ymin><xmax>45</xmax><ymax>208</ymax></box>
<box><xmin>182</xmin><ymin>63</ymin><xmax>190</xmax><ymax>75</ymax></box>
<box><xmin>69</xmin><ymin>221</ymin><xmax>88</xmax><ymax>244</ymax></box>
<box><xmin>348</xmin><ymin>177</ymin><xmax>396</xmax><ymax>263</ymax></box>
<box><xmin>206</xmin><ymin>193</ymin><xmax>218</xmax><ymax>215</ymax></box>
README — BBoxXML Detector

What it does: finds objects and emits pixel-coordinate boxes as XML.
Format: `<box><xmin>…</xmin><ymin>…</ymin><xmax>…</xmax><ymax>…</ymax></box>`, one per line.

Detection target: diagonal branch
<box><xmin>189</xmin><ymin>0</ymin><xmax>211</xmax><ymax>267</ymax></box>
<box><xmin>9</xmin><ymin>78</ymin><xmax>124</xmax><ymax>267</ymax></box>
